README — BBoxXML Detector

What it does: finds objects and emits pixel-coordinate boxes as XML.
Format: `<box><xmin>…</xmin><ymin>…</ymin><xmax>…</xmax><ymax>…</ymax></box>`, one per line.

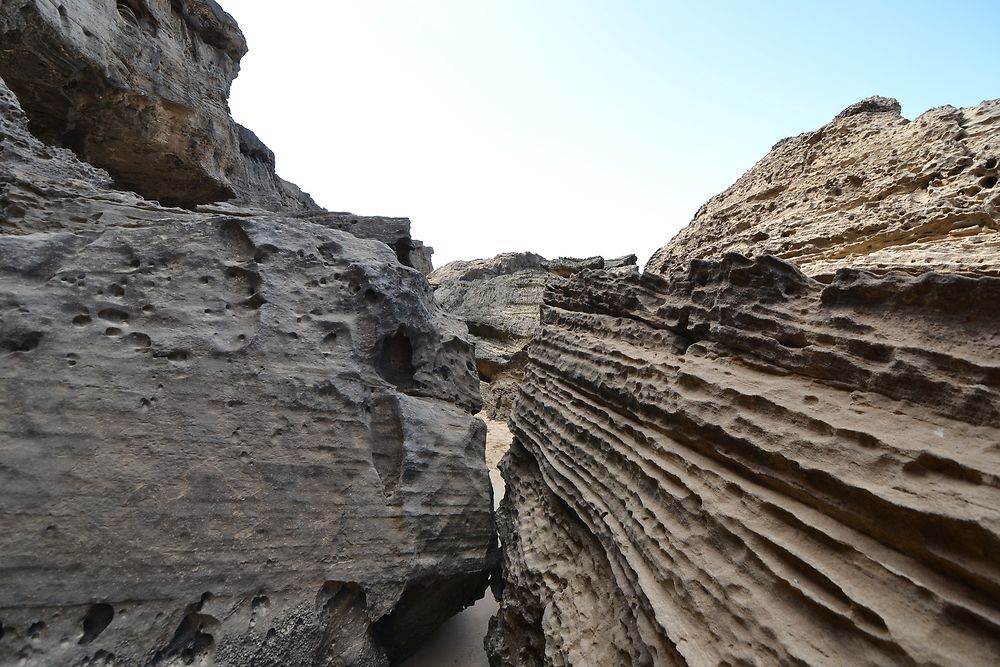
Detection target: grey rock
<box><xmin>429</xmin><ymin>252</ymin><xmax>636</xmax><ymax>420</ymax></box>
<box><xmin>0</xmin><ymin>0</ymin><xmax>248</xmax><ymax>206</ymax></box>
<box><xmin>0</xmin><ymin>66</ymin><xmax>496</xmax><ymax>667</ymax></box>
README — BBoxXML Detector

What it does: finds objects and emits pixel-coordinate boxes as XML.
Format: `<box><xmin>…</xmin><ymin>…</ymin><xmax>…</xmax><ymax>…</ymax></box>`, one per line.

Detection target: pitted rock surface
<box><xmin>647</xmin><ymin>97</ymin><xmax>1000</xmax><ymax>278</ymax></box>
<box><xmin>0</xmin><ymin>60</ymin><xmax>495</xmax><ymax>667</ymax></box>
<box><xmin>487</xmin><ymin>257</ymin><xmax>1000</xmax><ymax>666</ymax></box>
<box><xmin>429</xmin><ymin>252</ymin><xmax>636</xmax><ymax>420</ymax></box>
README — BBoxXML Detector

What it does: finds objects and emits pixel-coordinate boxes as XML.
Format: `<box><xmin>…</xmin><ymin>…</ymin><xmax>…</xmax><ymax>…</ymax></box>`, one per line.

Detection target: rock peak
<box><xmin>833</xmin><ymin>95</ymin><xmax>902</xmax><ymax>120</ymax></box>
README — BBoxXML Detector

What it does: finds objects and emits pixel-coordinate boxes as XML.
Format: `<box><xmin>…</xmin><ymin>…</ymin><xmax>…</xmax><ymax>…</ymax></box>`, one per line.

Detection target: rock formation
<box><xmin>0</xmin><ymin>2</ymin><xmax>494</xmax><ymax>663</ymax></box>
<box><xmin>429</xmin><ymin>252</ymin><xmax>636</xmax><ymax>420</ymax></box>
<box><xmin>488</xmin><ymin>99</ymin><xmax>1000</xmax><ymax>665</ymax></box>
<box><xmin>648</xmin><ymin>96</ymin><xmax>1000</xmax><ymax>278</ymax></box>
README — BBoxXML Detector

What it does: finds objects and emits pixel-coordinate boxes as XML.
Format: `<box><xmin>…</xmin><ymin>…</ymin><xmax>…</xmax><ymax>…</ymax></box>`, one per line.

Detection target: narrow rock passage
<box><xmin>401</xmin><ymin>419</ymin><xmax>511</xmax><ymax>667</ymax></box>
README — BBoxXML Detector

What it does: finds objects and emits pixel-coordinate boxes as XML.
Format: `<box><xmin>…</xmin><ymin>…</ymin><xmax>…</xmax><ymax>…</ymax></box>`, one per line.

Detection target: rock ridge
<box><xmin>488</xmin><ymin>257</ymin><xmax>1000</xmax><ymax>665</ymax></box>
<box><xmin>648</xmin><ymin>97</ymin><xmax>1000</xmax><ymax>278</ymax></box>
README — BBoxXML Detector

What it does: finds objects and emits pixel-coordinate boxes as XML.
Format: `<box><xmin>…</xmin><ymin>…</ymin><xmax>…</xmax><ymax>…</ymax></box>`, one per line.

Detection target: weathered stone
<box><xmin>489</xmin><ymin>97</ymin><xmax>1000</xmax><ymax>665</ymax></box>
<box><xmin>0</xmin><ymin>0</ymin><xmax>243</xmax><ymax>205</ymax></box>
<box><xmin>429</xmin><ymin>252</ymin><xmax>636</xmax><ymax>420</ymax></box>
<box><xmin>299</xmin><ymin>212</ymin><xmax>435</xmax><ymax>274</ymax></box>
<box><xmin>647</xmin><ymin>97</ymin><xmax>1000</xmax><ymax>278</ymax></box>
<box><xmin>0</xmin><ymin>64</ymin><xmax>496</xmax><ymax>667</ymax></box>
<box><xmin>488</xmin><ymin>257</ymin><xmax>1000</xmax><ymax>666</ymax></box>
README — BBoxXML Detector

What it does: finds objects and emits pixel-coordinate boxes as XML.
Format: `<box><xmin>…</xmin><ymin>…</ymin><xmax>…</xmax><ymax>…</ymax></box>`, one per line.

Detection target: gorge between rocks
<box><xmin>0</xmin><ymin>2</ymin><xmax>998</xmax><ymax>666</ymax></box>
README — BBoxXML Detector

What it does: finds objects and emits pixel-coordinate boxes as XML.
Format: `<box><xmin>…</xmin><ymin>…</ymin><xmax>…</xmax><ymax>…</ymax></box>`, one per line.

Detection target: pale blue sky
<box><xmin>227</xmin><ymin>1</ymin><xmax>998</xmax><ymax>267</ymax></box>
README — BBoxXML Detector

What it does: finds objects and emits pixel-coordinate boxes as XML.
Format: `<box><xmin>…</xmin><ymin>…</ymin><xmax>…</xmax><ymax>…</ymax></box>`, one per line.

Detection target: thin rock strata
<box><xmin>488</xmin><ymin>257</ymin><xmax>1000</xmax><ymax>665</ymax></box>
<box><xmin>488</xmin><ymin>98</ymin><xmax>1000</xmax><ymax>666</ymax></box>
<box><xmin>429</xmin><ymin>252</ymin><xmax>636</xmax><ymax>420</ymax></box>
<box><xmin>0</xmin><ymin>11</ymin><xmax>495</xmax><ymax>665</ymax></box>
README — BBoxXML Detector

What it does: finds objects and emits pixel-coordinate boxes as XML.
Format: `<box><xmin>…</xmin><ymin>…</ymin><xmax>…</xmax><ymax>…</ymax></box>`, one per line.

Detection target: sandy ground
<box><xmin>399</xmin><ymin>419</ymin><xmax>511</xmax><ymax>667</ymax></box>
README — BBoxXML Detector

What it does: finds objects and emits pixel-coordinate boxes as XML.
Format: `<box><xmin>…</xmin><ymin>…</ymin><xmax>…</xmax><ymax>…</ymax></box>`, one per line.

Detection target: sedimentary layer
<box><xmin>647</xmin><ymin>97</ymin><xmax>1000</xmax><ymax>278</ymax></box>
<box><xmin>430</xmin><ymin>252</ymin><xmax>636</xmax><ymax>420</ymax></box>
<box><xmin>488</xmin><ymin>256</ymin><xmax>1000</xmax><ymax>665</ymax></box>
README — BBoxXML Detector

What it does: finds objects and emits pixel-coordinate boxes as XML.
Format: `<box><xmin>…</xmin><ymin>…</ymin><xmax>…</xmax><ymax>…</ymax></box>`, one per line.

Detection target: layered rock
<box><xmin>489</xmin><ymin>99</ymin><xmax>1000</xmax><ymax>666</ymax></box>
<box><xmin>489</xmin><ymin>257</ymin><xmax>1000</xmax><ymax>665</ymax></box>
<box><xmin>648</xmin><ymin>97</ymin><xmax>1000</xmax><ymax>278</ymax></box>
<box><xmin>0</xmin><ymin>51</ymin><xmax>495</xmax><ymax>667</ymax></box>
<box><xmin>429</xmin><ymin>252</ymin><xmax>636</xmax><ymax>420</ymax></box>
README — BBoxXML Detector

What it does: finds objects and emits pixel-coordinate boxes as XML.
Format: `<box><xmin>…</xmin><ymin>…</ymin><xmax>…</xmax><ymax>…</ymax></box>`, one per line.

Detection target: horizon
<box><xmin>226</xmin><ymin>0</ymin><xmax>999</xmax><ymax>268</ymax></box>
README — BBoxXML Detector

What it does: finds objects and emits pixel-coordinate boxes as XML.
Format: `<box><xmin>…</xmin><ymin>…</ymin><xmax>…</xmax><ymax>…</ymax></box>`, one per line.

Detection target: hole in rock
<box><xmin>79</xmin><ymin>604</ymin><xmax>114</xmax><ymax>644</ymax></box>
<box><xmin>156</xmin><ymin>612</ymin><xmax>217</xmax><ymax>665</ymax></box>
<box><xmin>97</xmin><ymin>308</ymin><xmax>129</xmax><ymax>323</ymax></box>
<box><xmin>126</xmin><ymin>332</ymin><xmax>152</xmax><ymax>349</ymax></box>
<box><xmin>775</xmin><ymin>331</ymin><xmax>811</xmax><ymax>349</ymax></box>
<box><xmin>27</xmin><ymin>621</ymin><xmax>44</xmax><ymax>639</ymax></box>
<box><xmin>376</xmin><ymin>327</ymin><xmax>416</xmax><ymax>389</ymax></box>
<box><xmin>3</xmin><ymin>332</ymin><xmax>42</xmax><ymax>353</ymax></box>
<box><xmin>979</xmin><ymin>175</ymin><xmax>998</xmax><ymax>189</ymax></box>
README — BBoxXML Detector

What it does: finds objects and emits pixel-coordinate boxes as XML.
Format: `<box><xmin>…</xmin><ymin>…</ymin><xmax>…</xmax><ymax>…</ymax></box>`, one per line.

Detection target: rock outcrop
<box><xmin>488</xmin><ymin>100</ymin><xmax>1000</xmax><ymax>665</ymax></box>
<box><xmin>0</xmin><ymin>15</ymin><xmax>494</xmax><ymax>666</ymax></box>
<box><xmin>429</xmin><ymin>252</ymin><xmax>636</xmax><ymax>420</ymax></box>
<box><xmin>648</xmin><ymin>97</ymin><xmax>1000</xmax><ymax>278</ymax></box>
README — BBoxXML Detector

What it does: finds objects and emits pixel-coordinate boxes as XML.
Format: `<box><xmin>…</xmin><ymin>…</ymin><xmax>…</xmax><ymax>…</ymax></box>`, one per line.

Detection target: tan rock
<box><xmin>489</xmin><ymin>257</ymin><xmax>1000</xmax><ymax>666</ymax></box>
<box><xmin>648</xmin><ymin>97</ymin><xmax>1000</xmax><ymax>278</ymax></box>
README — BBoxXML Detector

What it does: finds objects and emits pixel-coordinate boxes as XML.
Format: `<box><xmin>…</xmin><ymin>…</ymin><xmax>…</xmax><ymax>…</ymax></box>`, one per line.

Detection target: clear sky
<box><xmin>225</xmin><ymin>0</ymin><xmax>998</xmax><ymax>268</ymax></box>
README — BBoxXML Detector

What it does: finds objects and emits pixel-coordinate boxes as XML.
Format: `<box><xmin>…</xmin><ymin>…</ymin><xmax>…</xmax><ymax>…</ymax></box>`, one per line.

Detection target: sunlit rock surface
<box><xmin>648</xmin><ymin>97</ymin><xmax>1000</xmax><ymax>278</ymax></box>
<box><xmin>489</xmin><ymin>98</ymin><xmax>1000</xmax><ymax>666</ymax></box>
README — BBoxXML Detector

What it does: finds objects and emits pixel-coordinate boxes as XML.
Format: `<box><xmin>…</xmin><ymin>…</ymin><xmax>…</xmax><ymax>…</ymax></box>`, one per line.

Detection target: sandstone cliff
<box><xmin>488</xmin><ymin>100</ymin><xmax>1000</xmax><ymax>665</ymax></box>
<box><xmin>429</xmin><ymin>252</ymin><xmax>636</xmax><ymax>420</ymax></box>
<box><xmin>0</xmin><ymin>4</ymin><xmax>493</xmax><ymax>663</ymax></box>
<box><xmin>648</xmin><ymin>97</ymin><xmax>1000</xmax><ymax>278</ymax></box>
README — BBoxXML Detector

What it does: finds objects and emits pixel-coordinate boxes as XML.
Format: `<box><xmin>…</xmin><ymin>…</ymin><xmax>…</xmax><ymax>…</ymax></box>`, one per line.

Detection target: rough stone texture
<box><xmin>0</xmin><ymin>0</ymin><xmax>433</xmax><ymax>266</ymax></box>
<box><xmin>488</xmin><ymin>257</ymin><xmax>1000</xmax><ymax>666</ymax></box>
<box><xmin>429</xmin><ymin>252</ymin><xmax>636</xmax><ymax>420</ymax></box>
<box><xmin>647</xmin><ymin>97</ymin><xmax>1000</xmax><ymax>278</ymax></box>
<box><xmin>0</xmin><ymin>0</ymin><xmax>244</xmax><ymax>205</ymax></box>
<box><xmin>0</xmin><ymin>66</ymin><xmax>497</xmax><ymax>667</ymax></box>
<box><xmin>296</xmin><ymin>212</ymin><xmax>435</xmax><ymax>275</ymax></box>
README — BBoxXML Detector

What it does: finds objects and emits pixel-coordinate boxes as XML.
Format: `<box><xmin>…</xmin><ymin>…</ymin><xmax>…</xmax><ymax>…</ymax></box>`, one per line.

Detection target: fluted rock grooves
<box><xmin>488</xmin><ymin>256</ymin><xmax>1000</xmax><ymax>665</ymax></box>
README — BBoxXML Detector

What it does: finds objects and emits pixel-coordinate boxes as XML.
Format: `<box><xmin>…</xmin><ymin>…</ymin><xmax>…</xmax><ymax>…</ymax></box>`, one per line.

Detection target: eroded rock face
<box><xmin>429</xmin><ymin>252</ymin><xmax>636</xmax><ymax>420</ymax></box>
<box><xmin>647</xmin><ymin>96</ymin><xmax>1000</xmax><ymax>278</ymax></box>
<box><xmin>488</xmin><ymin>257</ymin><xmax>1000</xmax><ymax>666</ymax></box>
<box><xmin>0</xmin><ymin>0</ymin><xmax>247</xmax><ymax>206</ymax></box>
<box><xmin>489</xmin><ymin>97</ymin><xmax>1000</xmax><ymax>665</ymax></box>
<box><xmin>0</xmin><ymin>66</ymin><xmax>496</xmax><ymax>667</ymax></box>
